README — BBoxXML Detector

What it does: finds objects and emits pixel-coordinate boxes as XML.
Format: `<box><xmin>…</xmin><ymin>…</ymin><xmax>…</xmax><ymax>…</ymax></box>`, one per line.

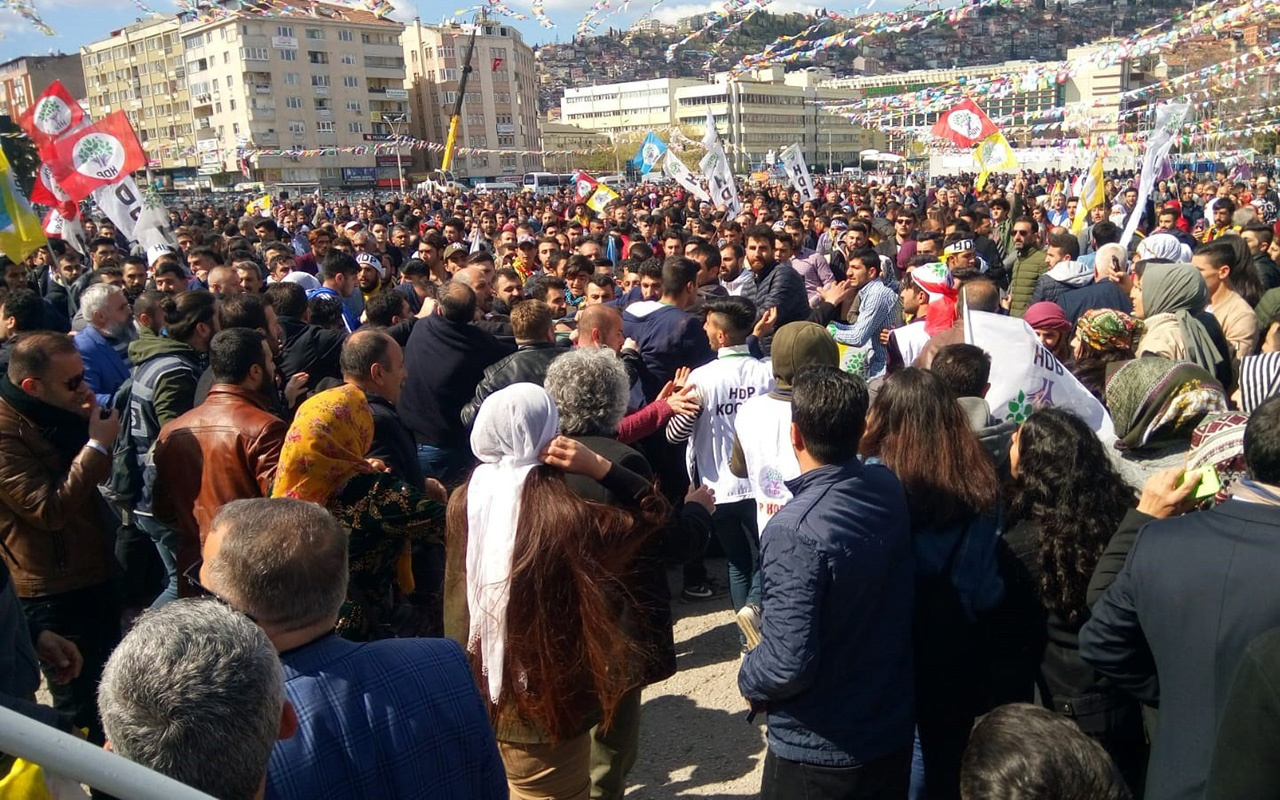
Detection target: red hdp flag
<box><xmin>47</xmin><ymin>111</ymin><xmax>146</xmax><ymax>202</ymax></box>
<box><xmin>18</xmin><ymin>81</ymin><xmax>85</xmax><ymax>148</ymax></box>
<box><xmin>930</xmin><ymin>98</ymin><xmax>998</xmax><ymax>149</ymax></box>
<box><xmin>30</xmin><ymin>161</ymin><xmax>74</xmax><ymax>210</ymax></box>
<box><xmin>572</xmin><ymin>171</ymin><xmax>598</xmax><ymax>203</ymax></box>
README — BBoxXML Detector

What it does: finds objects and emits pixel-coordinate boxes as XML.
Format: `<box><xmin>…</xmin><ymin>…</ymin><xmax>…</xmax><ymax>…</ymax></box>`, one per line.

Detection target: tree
<box><xmin>0</xmin><ymin>115</ymin><xmax>38</xmax><ymax>195</ymax></box>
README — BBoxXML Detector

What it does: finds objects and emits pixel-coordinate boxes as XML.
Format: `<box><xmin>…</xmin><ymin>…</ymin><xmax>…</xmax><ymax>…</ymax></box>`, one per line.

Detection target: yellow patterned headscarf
<box><xmin>271</xmin><ymin>384</ymin><xmax>374</xmax><ymax>503</ymax></box>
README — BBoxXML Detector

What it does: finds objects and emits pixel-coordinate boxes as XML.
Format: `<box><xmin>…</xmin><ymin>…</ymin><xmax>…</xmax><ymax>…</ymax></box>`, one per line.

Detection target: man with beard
<box><xmin>73</xmin><ymin>283</ymin><xmax>133</xmax><ymax>406</ymax></box>
<box><xmin>151</xmin><ymin>328</ymin><xmax>287</xmax><ymax>596</ymax></box>
<box><xmin>122</xmin><ymin>257</ymin><xmax>149</xmax><ymax>304</ymax></box>
<box><xmin>742</xmin><ymin>226</ymin><xmax>808</xmax><ymax>354</ymax></box>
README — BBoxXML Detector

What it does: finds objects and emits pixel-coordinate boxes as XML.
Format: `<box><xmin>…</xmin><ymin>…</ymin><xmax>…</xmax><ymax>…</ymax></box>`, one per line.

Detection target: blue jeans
<box><xmin>712</xmin><ymin>499</ymin><xmax>761</xmax><ymax>614</ymax></box>
<box><xmin>415</xmin><ymin>443</ymin><xmax>475</xmax><ymax>487</ymax></box>
<box><xmin>136</xmin><ymin>514</ymin><xmax>180</xmax><ymax>607</ymax></box>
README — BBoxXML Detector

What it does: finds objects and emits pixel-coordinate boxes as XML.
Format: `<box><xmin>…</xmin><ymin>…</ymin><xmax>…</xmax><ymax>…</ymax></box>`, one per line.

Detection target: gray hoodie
<box><xmin>1030</xmin><ymin>260</ymin><xmax>1095</xmax><ymax>306</ymax></box>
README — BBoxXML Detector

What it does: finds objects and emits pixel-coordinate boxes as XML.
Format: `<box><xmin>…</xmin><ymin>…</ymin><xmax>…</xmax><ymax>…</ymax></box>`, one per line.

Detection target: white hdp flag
<box><xmin>1120</xmin><ymin>102</ymin><xmax>1189</xmax><ymax>247</ymax></box>
<box><xmin>963</xmin><ymin>306</ymin><xmax>1117</xmax><ymax>443</ymax></box>
<box><xmin>779</xmin><ymin>143</ymin><xmax>816</xmax><ymax>203</ymax></box>
<box><xmin>661</xmin><ymin>152</ymin><xmax>710</xmax><ymax>203</ymax></box>
<box><xmin>92</xmin><ymin>176</ymin><xmax>176</xmax><ymax>251</ymax></box>
<box><xmin>700</xmin><ymin>142</ymin><xmax>741</xmax><ymax>216</ymax></box>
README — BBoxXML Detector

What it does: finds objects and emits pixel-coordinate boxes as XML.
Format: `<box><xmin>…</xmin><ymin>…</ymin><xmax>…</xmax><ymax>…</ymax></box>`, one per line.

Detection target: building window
<box><xmin>346</xmin><ymin>100</ymin><xmax>362</xmax><ymax>112</ymax></box>
<box><xmin>283</xmin><ymin>72</ymin><xmax>299</xmax><ymax>85</ymax></box>
<box><xmin>305</xmin><ymin>28</ymin><xmax>324</xmax><ymax>39</ymax></box>
<box><xmin>338</xmin><ymin>29</ymin><xmax>354</xmax><ymax>41</ymax></box>
<box><xmin>286</xmin><ymin>96</ymin><xmax>302</xmax><ymax>108</ymax></box>
<box><xmin>497</xmin><ymin>135</ymin><xmax>514</xmax><ymax>147</ymax></box>
<box><xmin>288</xmin><ymin>120</ymin><xmax>304</xmax><ymax>134</ymax></box>
<box><xmin>241</xmin><ymin>47</ymin><xmax>268</xmax><ymax>60</ymax></box>
<box><xmin>312</xmin><ymin>75</ymin><xmax>330</xmax><ymax>87</ymax></box>
<box><xmin>230</xmin><ymin>99</ymin><xmax>236</xmax><ymax>110</ymax></box>
<box><xmin>442</xmin><ymin>68</ymin><xmax>459</xmax><ymax>81</ymax></box>
<box><xmin>349</xmin><ymin>122</ymin><xmax>363</xmax><ymax>133</ymax></box>
<box><xmin>232</xmin><ymin>123</ymin><xmax>240</xmax><ymax>135</ymax></box>
<box><xmin>341</xmin><ymin>53</ymin><xmax>356</xmax><ymax>65</ymax></box>
<box><xmin>317</xmin><ymin>120</ymin><xmax>334</xmax><ymax>132</ymax></box>
<box><xmin>278</xmin><ymin>48</ymin><xmax>297</xmax><ymax>61</ymax></box>
<box><xmin>308</xmin><ymin>51</ymin><xmax>329</xmax><ymax>65</ymax></box>
<box><xmin>342</xmin><ymin>76</ymin><xmax>358</xmax><ymax>88</ymax></box>
<box><xmin>276</xmin><ymin>25</ymin><xmax>293</xmax><ymax>37</ymax></box>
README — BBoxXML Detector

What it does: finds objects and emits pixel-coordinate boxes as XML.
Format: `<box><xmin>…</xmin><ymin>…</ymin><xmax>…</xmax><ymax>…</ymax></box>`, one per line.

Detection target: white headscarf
<box><xmin>1137</xmin><ymin>233</ymin><xmax>1193</xmax><ymax>264</ymax></box>
<box><xmin>466</xmin><ymin>383</ymin><xmax>560</xmax><ymax>704</ymax></box>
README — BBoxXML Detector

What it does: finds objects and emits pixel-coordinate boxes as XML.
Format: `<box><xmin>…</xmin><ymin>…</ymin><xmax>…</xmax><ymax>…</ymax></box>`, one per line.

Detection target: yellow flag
<box><xmin>973</xmin><ymin>131</ymin><xmax>1017</xmax><ymax>192</ymax></box>
<box><xmin>246</xmin><ymin>193</ymin><xmax>272</xmax><ymax>216</ymax></box>
<box><xmin>586</xmin><ymin>184</ymin><xmax>619</xmax><ymax>216</ymax></box>
<box><xmin>0</xmin><ymin>148</ymin><xmax>48</xmax><ymax>261</ymax></box>
<box><xmin>1071</xmin><ymin>155</ymin><xmax>1105</xmax><ymax>235</ymax></box>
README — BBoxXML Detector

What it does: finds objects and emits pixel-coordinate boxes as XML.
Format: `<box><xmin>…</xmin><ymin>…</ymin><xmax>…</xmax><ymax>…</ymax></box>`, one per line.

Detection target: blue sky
<box><xmin>0</xmin><ymin>0</ymin><xmax>831</xmax><ymax>64</ymax></box>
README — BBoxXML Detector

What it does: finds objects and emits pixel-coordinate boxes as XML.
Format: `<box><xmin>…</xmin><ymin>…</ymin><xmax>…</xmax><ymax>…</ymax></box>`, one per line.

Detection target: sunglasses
<box><xmin>62</xmin><ymin>373</ymin><xmax>86</xmax><ymax>391</ymax></box>
<box><xmin>1013</xmin><ymin>230</ymin><xmax>1033</xmax><ymax>237</ymax></box>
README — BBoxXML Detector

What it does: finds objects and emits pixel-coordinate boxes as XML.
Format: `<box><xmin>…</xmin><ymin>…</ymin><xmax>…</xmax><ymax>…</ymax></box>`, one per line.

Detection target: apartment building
<box><xmin>81</xmin><ymin>16</ymin><xmax>197</xmax><ymax>188</ymax></box>
<box><xmin>403</xmin><ymin>18</ymin><xmax>542</xmax><ymax>182</ymax></box>
<box><xmin>562</xmin><ymin>68</ymin><xmax>883</xmax><ymax>173</ymax></box>
<box><xmin>0</xmin><ymin>54</ymin><xmax>85</xmax><ymax>120</ymax></box>
<box><xmin>181</xmin><ymin>0</ymin><xmax>407</xmax><ymax>189</ymax></box>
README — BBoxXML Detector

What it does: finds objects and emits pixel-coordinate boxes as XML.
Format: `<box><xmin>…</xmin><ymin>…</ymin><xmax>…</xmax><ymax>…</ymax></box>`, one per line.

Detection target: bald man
<box><xmin>399</xmin><ymin>281</ymin><xmax>516</xmax><ymax>483</ymax></box>
<box><xmin>913</xmin><ymin>279</ymin><xmax>1002</xmax><ymax>368</ymax></box>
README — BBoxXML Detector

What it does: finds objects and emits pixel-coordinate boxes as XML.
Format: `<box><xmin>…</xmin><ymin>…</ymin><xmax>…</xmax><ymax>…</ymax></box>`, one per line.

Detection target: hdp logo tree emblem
<box><xmin>34</xmin><ymin>97</ymin><xmax>72</xmax><ymax>137</ymax></box>
<box><xmin>73</xmin><ymin>134</ymin><xmax>126</xmax><ymax>180</ymax></box>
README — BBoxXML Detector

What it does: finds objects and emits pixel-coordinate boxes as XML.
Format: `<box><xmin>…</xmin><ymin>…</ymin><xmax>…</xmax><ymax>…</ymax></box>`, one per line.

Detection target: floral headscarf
<box><xmin>1076</xmin><ymin>308</ymin><xmax>1144</xmax><ymax>354</ymax></box>
<box><xmin>271</xmin><ymin>383</ymin><xmax>375</xmax><ymax>503</ymax></box>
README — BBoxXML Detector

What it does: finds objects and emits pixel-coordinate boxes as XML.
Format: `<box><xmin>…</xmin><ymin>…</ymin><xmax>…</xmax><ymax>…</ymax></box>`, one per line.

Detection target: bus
<box><xmin>523</xmin><ymin>172</ymin><xmax>575</xmax><ymax>195</ymax></box>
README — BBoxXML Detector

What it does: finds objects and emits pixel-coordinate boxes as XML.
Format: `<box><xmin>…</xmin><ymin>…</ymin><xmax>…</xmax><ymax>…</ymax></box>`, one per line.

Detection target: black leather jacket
<box><xmin>459</xmin><ymin>341</ymin><xmax>565</xmax><ymax>428</ymax></box>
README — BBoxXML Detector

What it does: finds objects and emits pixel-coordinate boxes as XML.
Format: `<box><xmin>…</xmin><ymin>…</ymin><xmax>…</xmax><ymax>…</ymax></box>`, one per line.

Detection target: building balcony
<box><xmin>314</xmin><ymin>85</ymin><xmax>330</xmax><ymax>96</ymax></box>
<box><xmin>249</xmin><ymin>107</ymin><xmax>275</xmax><ymax>119</ymax></box>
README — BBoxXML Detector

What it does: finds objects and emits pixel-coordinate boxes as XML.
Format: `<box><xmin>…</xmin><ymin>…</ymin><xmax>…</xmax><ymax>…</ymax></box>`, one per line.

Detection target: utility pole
<box><xmin>386</xmin><ymin>113</ymin><xmax>408</xmax><ymax>193</ymax></box>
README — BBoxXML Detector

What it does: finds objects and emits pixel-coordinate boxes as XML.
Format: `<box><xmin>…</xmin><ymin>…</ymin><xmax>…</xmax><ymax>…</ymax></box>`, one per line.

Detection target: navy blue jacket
<box><xmin>400</xmin><ymin>314</ymin><xmax>515</xmax><ymax>450</ymax></box>
<box><xmin>1080</xmin><ymin>499</ymin><xmax>1280</xmax><ymax>800</ymax></box>
<box><xmin>1056</xmin><ymin>280</ymin><xmax>1134</xmax><ymax>325</ymax></box>
<box><xmin>739</xmin><ymin>459</ymin><xmax>915</xmax><ymax>766</ymax></box>
<box><xmin>621</xmin><ymin>301</ymin><xmax>713</xmax><ymax>403</ymax></box>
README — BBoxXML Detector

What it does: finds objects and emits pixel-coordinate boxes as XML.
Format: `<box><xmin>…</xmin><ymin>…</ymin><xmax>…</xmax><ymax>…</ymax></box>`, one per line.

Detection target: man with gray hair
<box><xmin>199</xmin><ymin>498</ymin><xmax>506</xmax><ymax>799</ymax></box>
<box><xmin>98</xmin><ymin>599</ymin><xmax>293</xmax><ymax>799</ymax></box>
<box><xmin>73</xmin><ymin>282</ymin><xmax>132</xmax><ymax>406</ymax></box>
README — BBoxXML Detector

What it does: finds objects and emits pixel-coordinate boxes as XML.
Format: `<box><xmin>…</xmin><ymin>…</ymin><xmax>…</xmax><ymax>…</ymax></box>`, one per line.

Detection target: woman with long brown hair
<box><xmin>859</xmin><ymin>367</ymin><xmax>1004</xmax><ymax>800</ymax></box>
<box><xmin>444</xmin><ymin>383</ymin><xmax>661</xmax><ymax>800</ymax></box>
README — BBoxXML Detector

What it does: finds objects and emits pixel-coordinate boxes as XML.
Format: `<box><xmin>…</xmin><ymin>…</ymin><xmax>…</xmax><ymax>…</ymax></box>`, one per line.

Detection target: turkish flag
<box><xmin>18</xmin><ymin>81</ymin><xmax>85</xmax><ymax>147</ymax></box>
<box><xmin>572</xmin><ymin>171</ymin><xmax>599</xmax><ymax>203</ymax></box>
<box><xmin>46</xmin><ymin>111</ymin><xmax>146</xmax><ymax>202</ymax></box>
<box><xmin>492</xmin><ymin>56</ymin><xmax>504</xmax><ymax>71</ymax></box>
<box><xmin>930</xmin><ymin>98</ymin><xmax>998</xmax><ymax>149</ymax></box>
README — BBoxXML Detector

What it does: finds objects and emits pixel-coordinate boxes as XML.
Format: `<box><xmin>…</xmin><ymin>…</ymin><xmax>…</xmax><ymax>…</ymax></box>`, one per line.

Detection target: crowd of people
<box><xmin>3</xmin><ymin>163</ymin><xmax>1280</xmax><ymax>800</ymax></box>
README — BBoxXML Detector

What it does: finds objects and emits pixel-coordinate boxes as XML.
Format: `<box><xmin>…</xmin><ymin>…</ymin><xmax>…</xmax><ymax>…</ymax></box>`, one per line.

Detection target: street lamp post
<box><xmin>386</xmin><ymin>113</ymin><xmax>409</xmax><ymax>194</ymax></box>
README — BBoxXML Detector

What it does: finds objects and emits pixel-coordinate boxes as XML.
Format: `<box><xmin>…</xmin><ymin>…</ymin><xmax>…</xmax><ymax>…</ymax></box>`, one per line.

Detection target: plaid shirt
<box><xmin>266</xmin><ymin>634</ymin><xmax>507</xmax><ymax>800</ymax></box>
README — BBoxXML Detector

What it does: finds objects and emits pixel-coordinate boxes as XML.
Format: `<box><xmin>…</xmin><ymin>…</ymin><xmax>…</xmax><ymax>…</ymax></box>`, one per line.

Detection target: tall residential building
<box><xmin>561</xmin><ymin>68</ymin><xmax>883</xmax><ymax>173</ymax></box>
<box><xmin>0</xmin><ymin>55</ymin><xmax>85</xmax><ymax>119</ymax></box>
<box><xmin>181</xmin><ymin>0</ymin><xmax>407</xmax><ymax>190</ymax></box>
<box><xmin>81</xmin><ymin>16</ymin><xmax>197</xmax><ymax>188</ymax></box>
<box><xmin>403</xmin><ymin>18</ymin><xmax>542</xmax><ymax>182</ymax></box>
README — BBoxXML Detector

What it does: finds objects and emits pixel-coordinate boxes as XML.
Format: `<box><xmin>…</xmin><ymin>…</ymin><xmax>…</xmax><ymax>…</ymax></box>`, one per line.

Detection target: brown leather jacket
<box><xmin>0</xmin><ymin>398</ymin><xmax>114</xmax><ymax>598</ymax></box>
<box><xmin>151</xmin><ymin>384</ymin><xmax>287</xmax><ymax>593</ymax></box>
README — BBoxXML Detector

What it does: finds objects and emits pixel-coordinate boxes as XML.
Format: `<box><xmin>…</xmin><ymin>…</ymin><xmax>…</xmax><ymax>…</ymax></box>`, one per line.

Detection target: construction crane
<box><xmin>440</xmin><ymin>14</ymin><xmax>481</xmax><ymax>175</ymax></box>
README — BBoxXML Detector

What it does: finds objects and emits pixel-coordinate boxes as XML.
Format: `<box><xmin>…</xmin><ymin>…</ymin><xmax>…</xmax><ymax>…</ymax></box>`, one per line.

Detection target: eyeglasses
<box><xmin>63</xmin><ymin>373</ymin><xmax>86</xmax><ymax>391</ymax></box>
<box><xmin>895</xmin><ymin>219</ymin><xmax>913</xmax><ymax>225</ymax></box>
<box><xmin>1013</xmin><ymin>230</ymin><xmax>1033</xmax><ymax>237</ymax></box>
<box><xmin>182</xmin><ymin>560</ymin><xmax>257</xmax><ymax>623</ymax></box>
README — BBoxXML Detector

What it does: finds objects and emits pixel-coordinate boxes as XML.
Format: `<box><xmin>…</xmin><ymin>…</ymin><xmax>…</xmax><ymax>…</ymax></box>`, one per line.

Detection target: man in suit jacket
<box><xmin>1081</xmin><ymin>395</ymin><xmax>1280</xmax><ymax>800</ymax></box>
<box><xmin>199</xmin><ymin>498</ymin><xmax>507</xmax><ymax>800</ymax></box>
